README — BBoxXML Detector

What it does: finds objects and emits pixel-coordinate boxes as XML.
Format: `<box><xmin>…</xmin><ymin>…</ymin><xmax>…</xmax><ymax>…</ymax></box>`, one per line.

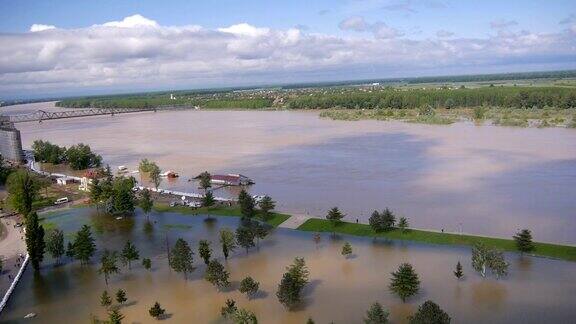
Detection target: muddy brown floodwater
<box><xmin>1</xmin><ymin>208</ymin><xmax>575</xmax><ymax>323</ymax></box>
<box><xmin>6</xmin><ymin>102</ymin><xmax>576</xmax><ymax>244</ymax></box>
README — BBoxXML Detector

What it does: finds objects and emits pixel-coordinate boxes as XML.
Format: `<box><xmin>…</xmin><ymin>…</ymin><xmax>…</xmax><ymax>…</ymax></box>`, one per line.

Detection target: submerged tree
<box><xmin>100</xmin><ymin>290</ymin><xmax>112</xmax><ymax>308</ymax></box>
<box><xmin>253</xmin><ymin>222</ymin><xmax>269</xmax><ymax>248</ymax></box>
<box><xmin>513</xmin><ymin>229</ymin><xmax>535</xmax><ymax>254</ymax></box>
<box><xmin>220</xmin><ymin>299</ymin><xmax>237</xmax><ymax>319</ymax></box>
<box><xmin>25</xmin><ymin>212</ymin><xmax>45</xmax><ymax>271</ymax></box>
<box><xmin>408</xmin><ymin>300</ymin><xmax>451</xmax><ymax>324</ymax></box>
<box><xmin>121</xmin><ymin>241</ymin><xmax>140</xmax><ymax>270</ymax></box>
<box><xmin>313</xmin><ymin>233</ymin><xmax>321</xmax><ymax>248</ymax></box>
<box><xmin>198</xmin><ymin>240</ymin><xmax>212</xmax><ymax>265</ymax></box>
<box><xmin>471</xmin><ymin>243</ymin><xmax>508</xmax><ymax>279</ymax></box>
<box><xmin>453</xmin><ymin>261</ymin><xmax>463</xmax><ymax>280</ymax></box>
<box><xmin>276</xmin><ymin>257</ymin><xmax>310</xmax><ymax>310</ymax></box>
<box><xmin>364</xmin><ymin>302</ymin><xmax>390</xmax><ymax>324</ymax></box>
<box><xmin>73</xmin><ymin>225</ymin><xmax>96</xmax><ymax>265</ymax></box>
<box><xmin>149</xmin><ymin>163</ymin><xmax>162</xmax><ymax>190</ymax></box>
<box><xmin>139</xmin><ymin>188</ymin><xmax>154</xmax><ymax>220</ymax></box>
<box><xmin>170</xmin><ymin>238</ymin><xmax>194</xmax><ymax>279</ymax></box>
<box><xmin>98</xmin><ymin>250</ymin><xmax>120</xmax><ymax>285</ymax></box>
<box><xmin>389</xmin><ymin>263</ymin><xmax>420</xmax><ymax>302</ymax></box>
<box><xmin>142</xmin><ymin>258</ymin><xmax>152</xmax><ymax>270</ymax></box>
<box><xmin>115</xmin><ymin>289</ymin><xmax>127</xmax><ymax>305</ymax></box>
<box><xmin>205</xmin><ymin>259</ymin><xmax>230</xmax><ymax>290</ymax></box>
<box><xmin>107</xmin><ymin>308</ymin><xmax>124</xmax><ymax>324</ymax></box>
<box><xmin>220</xmin><ymin>228</ymin><xmax>237</xmax><ymax>260</ymax></box>
<box><xmin>341</xmin><ymin>242</ymin><xmax>353</xmax><ymax>258</ymax></box>
<box><xmin>236</xmin><ymin>226</ymin><xmax>255</xmax><ymax>253</ymax></box>
<box><xmin>46</xmin><ymin>228</ymin><xmax>65</xmax><ymax>265</ymax></box>
<box><xmin>232</xmin><ymin>308</ymin><xmax>258</xmax><ymax>324</ymax></box>
<box><xmin>239</xmin><ymin>276</ymin><xmax>260</xmax><ymax>299</ymax></box>
<box><xmin>149</xmin><ymin>302</ymin><xmax>166</xmax><ymax>319</ymax></box>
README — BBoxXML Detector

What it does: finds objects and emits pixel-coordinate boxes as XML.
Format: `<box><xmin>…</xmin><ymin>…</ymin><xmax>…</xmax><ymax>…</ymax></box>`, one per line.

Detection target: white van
<box><xmin>54</xmin><ymin>197</ymin><xmax>69</xmax><ymax>205</ymax></box>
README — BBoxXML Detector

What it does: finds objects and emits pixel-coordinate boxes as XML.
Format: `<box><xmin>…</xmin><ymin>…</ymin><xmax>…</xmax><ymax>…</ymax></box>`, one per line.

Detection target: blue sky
<box><xmin>0</xmin><ymin>0</ymin><xmax>575</xmax><ymax>98</ymax></box>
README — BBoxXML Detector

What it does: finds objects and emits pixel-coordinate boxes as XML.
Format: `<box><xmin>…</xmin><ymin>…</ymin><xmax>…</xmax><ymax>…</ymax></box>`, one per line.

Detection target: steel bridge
<box><xmin>4</xmin><ymin>105</ymin><xmax>193</xmax><ymax>123</ymax></box>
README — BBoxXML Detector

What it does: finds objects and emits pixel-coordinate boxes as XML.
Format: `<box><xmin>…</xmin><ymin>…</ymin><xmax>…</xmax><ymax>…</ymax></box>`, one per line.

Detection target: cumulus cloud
<box><xmin>339</xmin><ymin>16</ymin><xmax>369</xmax><ymax>32</ymax></box>
<box><xmin>1</xmin><ymin>14</ymin><xmax>575</xmax><ymax>96</ymax></box>
<box><xmin>101</xmin><ymin>14</ymin><xmax>159</xmax><ymax>28</ymax></box>
<box><xmin>30</xmin><ymin>24</ymin><xmax>56</xmax><ymax>32</ymax></box>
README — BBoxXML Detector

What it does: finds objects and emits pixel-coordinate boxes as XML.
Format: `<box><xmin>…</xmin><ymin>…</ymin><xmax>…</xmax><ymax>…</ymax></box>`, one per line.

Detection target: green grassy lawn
<box><xmin>297</xmin><ymin>219</ymin><xmax>576</xmax><ymax>262</ymax></box>
<box><xmin>153</xmin><ymin>203</ymin><xmax>291</xmax><ymax>227</ymax></box>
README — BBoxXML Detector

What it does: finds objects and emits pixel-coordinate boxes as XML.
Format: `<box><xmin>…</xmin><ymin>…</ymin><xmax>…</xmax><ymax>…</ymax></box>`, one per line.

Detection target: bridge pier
<box><xmin>0</xmin><ymin>117</ymin><xmax>24</xmax><ymax>163</ymax></box>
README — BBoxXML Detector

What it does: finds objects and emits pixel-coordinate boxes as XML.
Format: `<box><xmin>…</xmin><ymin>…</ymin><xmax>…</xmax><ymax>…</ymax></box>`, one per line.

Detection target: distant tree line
<box><xmin>56</xmin><ymin>97</ymin><xmax>273</xmax><ymax>109</ymax></box>
<box><xmin>32</xmin><ymin>140</ymin><xmax>102</xmax><ymax>170</ymax></box>
<box><xmin>287</xmin><ymin>87</ymin><xmax>576</xmax><ymax>110</ymax></box>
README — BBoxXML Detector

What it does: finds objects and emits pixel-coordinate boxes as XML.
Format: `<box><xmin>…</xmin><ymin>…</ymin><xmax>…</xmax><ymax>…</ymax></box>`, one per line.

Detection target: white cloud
<box><xmin>101</xmin><ymin>14</ymin><xmax>159</xmax><ymax>28</ymax></box>
<box><xmin>339</xmin><ymin>16</ymin><xmax>369</xmax><ymax>32</ymax></box>
<box><xmin>30</xmin><ymin>24</ymin><xmax>56</xmax><ymax>32</ymax></box>
<box><xmin>339</xmin><ymin>16</ymin><xmax>402</xmax><ymax>39</ymax></box>
<box><xmin>1</xmin><ymin>14</ymin><xmax>575</xmax><ymax>96</ymax></box>
<box><xmin>490</xmin><ymin>19</ymin><xmax>518</xmax><ymax>29</ymax></box>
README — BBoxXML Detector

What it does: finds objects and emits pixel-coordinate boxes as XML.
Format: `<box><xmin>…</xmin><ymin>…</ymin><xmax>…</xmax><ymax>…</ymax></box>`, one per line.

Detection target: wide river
<box><xmin>1</xmin><ymin>208</ymin><xmax>575</xmax><ymax>323</ymax></box>
<box><xmin>5</xmin><ymin>102</ymin><xmax>576</xmax><ymax>244</ymax></box>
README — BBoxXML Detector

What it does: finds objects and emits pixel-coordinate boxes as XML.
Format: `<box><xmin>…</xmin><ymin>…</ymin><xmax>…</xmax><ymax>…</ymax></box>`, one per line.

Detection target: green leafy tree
<box><xmin>149</xmin><ymin>164</ymin><xmax>162</xmax><ymax>189</ymax></box>
<box><xmin>253</xmin><ymin>222</ymin><xmax>269</xmax><ymax>248</ymax></box>
<box><xmin>369</xmin><ymin>210</ymin><xmax>386</xmax><ymax>233</ymax></box>
<box><xmin>341</xmin><ymin>242</ymin><xmax>353</xmax><ymax>258</ymax></box>
<box><xmin>65</xmin><ymin>143</ymin><xmax>102</xmax><ymax>170</ymax></box>
<box><xmin>100</xmin><ymin>290</ymin><xmax>112</xmax><ymax>308</ymax></box>
<box><xmin>32</xmin><ymin>140</ymin><xmax>66</xmax><ymax>164</ymax></box>
<box><xmin>142</xmin><ymin>258</ymin><xmax>152</xmax><ymax>270</ymax></box>
<box><xmin>7</xmin><ymin>170</ymin><xmax>40</xmax><ymax>215</ymax></box>
<box><xmin>24</xmin><ymin>212</ymin><xmax>45</xmax><ymax>271</ymax></box>
<box><xmin>454</xmin><ymin>261</ymin><xmax>463</xmax><ymax>279</ymax></box>
<box><xmin>276</xmin><ymin>257</ymin><xmax>309</xmax><ymax>310</ymax></box>
<box><xmin>326</xmin><ymin>207</ymin><xmax>344</xmax><ymax>233</ymax></box>
<box><xmin>121</xmin><ymin>241</ymin><xmax>139</xmax><ymax>270</ymax></box>
<box><xmin>221</xmin><ymin>299</ymin><xmax>237</xmax><ymax>319</ymax></box>
<box><xmin>202</xmin><ymin>190</ymin><xmax>215</xmax><ymax>208</ymax></box>
<box><xmin>236</xmin><ymin>226</ymin><xmax>255</xmax><ymax>253</ymax></box>
<box><xmin>239</xmin><ymin>276</ymin><xmax>260</xmax><ymax>299</ymax></box>
<box><xmin>0</xmin><ymin>155</ymin><xmax>12</xmax><ymax>185</ymax></box>
<box><xmin>138</xmin><ymin>159</ymin><xmax>155</xmax><ymax>173</ymax></box>
<box><xmin>307</xmin><ymin>318</ymin><xmax>315</xmax><ymax>324</ymax></box>
<box><xmin>115</xmin><ymin>289</ymin><xmax>127</xmax><ymax>304</ymax></box>
<box><xmin>381</xmin><ymin>208</ymin><xmax>396</xmax><ymax>230</ymax></box>
<box><xmin>205</xmin><ymin>259</ymin><xmax>230</xmax><ymax>290</ymax></box>
<box><xmin>397</xmin><ymin>217</ymin><xmax>409</xmax><ymax>232</ymax></box>
<box><xmin>199</xmin><ymin>171</ymin><xmax>212</xmax><ymax>191</ymax></box>
<box><xmin>107</xmin><ymin>308</ymin><xmax>124</xmax><ymax>324</ymax></box>
<box><xmin>98</xmin><ymin>250</ymin><xmax>120</xmax><ymax>285</ymax></box>
<box><xmin>471</xmin><ymin>243</ymin><xmax>508</xmax><ymax>279</ymax></box>
<box><xmin>66</xmin><ymin>241</ymin><xmax>75</xmax><ymax>258</ymax></box>
<box><xmin>198</xmin><ymin>240</ymin><xmax>212</xmax><ymax>265</ymax></box>
<box><xmin>238</xmin><ymin>189</ymin><xmax>256</xmax><ymax>219</ymax></box>
<box><xmin>46</xmin><ymin>228</ymin><xmax>65</xmax><ymax>265</ymax></box>
<box><xmin>170</xmin><ymin>238</ymin><xmax>194</xmax><ymax>279</ymax></box>
<box><xmin>220</xmin><ymin>228</ymin><xmax>237</xmax><ymax>259</ymax></box>
<box><xmin>258</xmin><ymin>195</ymin><xmax>275</xmax><ymax>219</ymax></box>
<box><xmin>89</xmin><ymin>178</ymin><xmax>103</xmax><ymax>206</ymax></box>
<box><xmin>364</xmin><ymin>302</ymin><xmax>389</xmax><ymax>324</ymax></box>
<box><xmin>73</xmin><ymin>225</ymin><xmax>97</xmax><ymax>265</ymax></box>
<box><xmin>389</xmin><ymin>263</ymin><xmax>420</xmax><ymax>302</ymax></box>
<box><xmin>232</xmin><ymin>308</ymin><xmax>258</xmax><ymax>324</ymax></box>
<box><xmin>149</xmin><ymin>302</ymin><xmax>166</xmax><ymax>319</ymax></box>
<box><xmin>408</xmin><ymin>300</ymin><xmax>451</xmax><ymax>324</ymax></box>
<box><xmin>513</xmin><ymin>229</ymin><xmax>535</xmax><ymax>254</ymax></box>
<box><xmin>139</xmin><ymin>189</ymin><xmax>154</xmax><ymax>220</ymax></box>
<box><xmin>109</xmin><ymin>177</ymin><xmax>136</xmax><ymax>215</ymax></box>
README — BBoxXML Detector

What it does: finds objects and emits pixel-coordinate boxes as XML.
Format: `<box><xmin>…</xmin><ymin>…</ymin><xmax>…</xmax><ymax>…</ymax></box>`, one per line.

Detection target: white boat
<box><xmin>118</xmin><ymin>165</ymin><xmax>128</xmax><ymax>171</ymax></box>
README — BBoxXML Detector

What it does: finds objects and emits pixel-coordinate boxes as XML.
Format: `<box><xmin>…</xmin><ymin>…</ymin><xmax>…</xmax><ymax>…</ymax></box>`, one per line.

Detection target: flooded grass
<box><xmin>153</xmin><ymin>203</ymin><xmax>290</xmax><ymax>227</ymax></box>
<box><xmin>298</xmin><ymin>219</ymin><xmax>576</xmax><ymax>262</ymax></box>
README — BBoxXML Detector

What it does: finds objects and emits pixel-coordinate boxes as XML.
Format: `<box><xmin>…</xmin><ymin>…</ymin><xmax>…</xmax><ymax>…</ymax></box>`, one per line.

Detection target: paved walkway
<box><xmin>277</xmin><ymin>213</ymin><xmax>313</xmax><ymax>229</ymax></box>
<box><xmin>0</xmin><ymin>216</ymin><xmax>27</xmax><ymax>298</ymax></box>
